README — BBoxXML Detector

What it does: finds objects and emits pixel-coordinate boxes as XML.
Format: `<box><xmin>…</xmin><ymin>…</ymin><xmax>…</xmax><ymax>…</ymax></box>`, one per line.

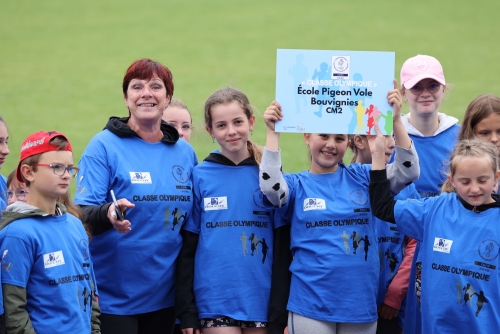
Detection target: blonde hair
<box><xmin>204</xmin><ymin>87</ymin><xmax>263</xmax><ymax>164</ymax></box>
<box><xmin>441</xmin><ymin>139</ymin><xmax>499</xmax><ymax>193</ymax></box>
<box><xmin>459</xmin><ymin>94</ymin><xmax>500</xmax><ymax>141</ymax></box>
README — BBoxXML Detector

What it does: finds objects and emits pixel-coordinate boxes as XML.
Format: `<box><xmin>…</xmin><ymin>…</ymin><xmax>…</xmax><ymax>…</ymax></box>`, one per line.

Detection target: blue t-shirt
<box><xmin>0</xmin><ymin>213</ymin><xmax>95</xmax><ymax>333</ymax></box>
<box><xmin>409</xmin><ymin>125</ymin><xmax>460</xmax><ymax>197</ymax></box>
<box><xmin>404</xmin><ymin>241</ymin><xmax>422</xmax><ymax>334</ymax></box>
<box><xmin>75</xmin><ymin>129</ymin><xmax>197</xmax><ymax>315</ymax></box>
<box><xmin>281</xmin><ymin>163</ymin><xmax>378</xmax><ymax>322</ymax></box>
<box><xmin>183</xmin><ymin>157</ymin><xmax>283</xmax><ymax>321</ymax></box>
<box><xmin>395</xmin><ymin>194</ymin><xmax>500</xmax><ymax>333</ymax></box>
<box><xmin>0</xmin><ymin>175</ymin><xmax>7</xmax><ymax>212</ymax></box>
<box><xmin>376</xmin><ymin>184</ymin><xmax>420</xmax><ymax>328</ymax></box>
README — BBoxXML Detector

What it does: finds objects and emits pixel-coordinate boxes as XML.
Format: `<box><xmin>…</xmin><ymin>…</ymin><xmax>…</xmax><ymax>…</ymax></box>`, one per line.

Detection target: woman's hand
<box><xmin>264</xmin><ymin>101</ymin><xmax>283</xmax><ymax>151</ymax></box>
<box><xmin>108</xmin><ymin>198</ymin><xmax>135</xmax><ymax>233</ymax></box>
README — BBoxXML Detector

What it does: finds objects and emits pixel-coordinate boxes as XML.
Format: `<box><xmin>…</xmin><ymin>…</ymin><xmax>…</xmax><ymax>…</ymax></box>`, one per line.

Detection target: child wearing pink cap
<box><xmin>0</xmin><ymin>131</ymin><xmax>100</xmax><ymax>333</ymax></box>
<box><xmin>399</xmin><ymin>54</ymin><xmax>460</xmax><ymax>197</ymax></box>
<box><xmin>396</xmin><ymin>55</ymin><xmax>460</xmax><ymax>334</ymax></box>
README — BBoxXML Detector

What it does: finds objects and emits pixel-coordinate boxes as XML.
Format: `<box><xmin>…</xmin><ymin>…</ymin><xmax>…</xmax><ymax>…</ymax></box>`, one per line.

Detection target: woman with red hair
<box><xmin>75</xmin><ymin>58</ymin><xmax>198</xmax><ymax>334</ymax></box>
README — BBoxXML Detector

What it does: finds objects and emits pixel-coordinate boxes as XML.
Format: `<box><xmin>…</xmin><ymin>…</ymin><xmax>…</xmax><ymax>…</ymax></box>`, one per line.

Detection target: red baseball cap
<box><xmin>16</xmin><ymin>131</ymin><xmax>73</xmax><ymax>182</ymax></box>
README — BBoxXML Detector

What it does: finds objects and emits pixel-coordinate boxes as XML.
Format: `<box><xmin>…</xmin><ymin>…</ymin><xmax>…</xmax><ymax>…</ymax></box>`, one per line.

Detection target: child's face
<box><xmin>25</xmin><ymin>150</ymin><xmax>74</xmax><ymax>200</ymax></box>
<box><xmin>473</xmin><ymin>113</ymin><xmax>500</xmax><ymax>152</ymax></box>
<box><xmin>0</xmin><ymin>122</ymin><xmax>9</xmax><ymax>169</ymax></box>
<box><xmin>403</xmin><ymin>78</ymin><xmax>445</xmax><ymax>117</ymax></box>
<box><xmin>7</xmin><ymin>181</ymin><xmax>29</xmax><ymax>205</ymax></box>
<box><xmin>305</xmin><ymin>133</ymin><xmax>348</xmax><ymax>174</ymax></box>
<box><xmin>206</xmin><ymin>101</ymin><xmax>254</xmax><ymax>164</ymax></box>
<box><xmin>449</xmin><ymin>155</ymin><xmax>499</xmax><ymax>206</ymax></box>
<box><xmin>162</xmin><ymin>106</ymin><xmax>192</xmax><ymax>142</ymax></box>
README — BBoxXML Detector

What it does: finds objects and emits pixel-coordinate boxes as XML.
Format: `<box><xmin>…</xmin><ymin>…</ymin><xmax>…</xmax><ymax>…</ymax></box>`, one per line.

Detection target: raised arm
<box><xmin>259</xmin><ymin>101</ymin><xmax>289</xmax><ymax>207</ymax></box>
<box><xmin>369</xmin><ymin>124</ymin><xmax>397</xmax><ymax>222</ymax></box>
<box><xmin>370</xmin><ymin>80</ymin><xmax>420</xmax><ymax>193</ymax></box>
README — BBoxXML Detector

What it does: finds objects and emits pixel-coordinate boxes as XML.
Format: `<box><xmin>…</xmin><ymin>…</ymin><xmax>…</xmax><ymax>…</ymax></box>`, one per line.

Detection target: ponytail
<box><xmin>247</xmin><ymin>140</ymin><xmax>263</xmax><ymax>165</ymax></box>
<box><xmin>441</xmin><ymin>179</ymin><xmax>455</xmax><ymax>193</ymax></box>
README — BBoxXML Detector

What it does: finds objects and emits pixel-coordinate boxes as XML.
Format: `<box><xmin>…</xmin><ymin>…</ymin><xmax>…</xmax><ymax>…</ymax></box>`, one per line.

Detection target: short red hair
<box><xmin>122</xmin><ymin>58</ymin><xmax>174</xmax><ymax>98</ymax></box>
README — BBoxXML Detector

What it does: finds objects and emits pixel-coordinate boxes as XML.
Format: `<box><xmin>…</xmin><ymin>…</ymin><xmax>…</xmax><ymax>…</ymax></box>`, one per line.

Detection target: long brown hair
<box><xmin>459</xmin><ymin>94</ymin><xmax>500</xmax><ymax>141</ymax></box>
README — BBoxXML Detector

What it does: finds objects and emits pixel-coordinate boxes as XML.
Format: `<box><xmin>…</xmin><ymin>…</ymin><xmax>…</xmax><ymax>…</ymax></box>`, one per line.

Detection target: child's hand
<box><xmin>378</xmin><ymin>303</ymin><xmax>399</xmax><ymax>320</ymax></box>
<box><xmin>264</xmin><ymin>101</ymin><xmax>283</xmax><ymax>131</ymax></box>
<box><xmin>387</xmin><ymin>79</ymin><xmax>402</xmax><ymax>120</ymax></box>
<box><xmin>367</xmin><ymin>123</ymin><xmax>386</xmax><ymax>156</ymax></box>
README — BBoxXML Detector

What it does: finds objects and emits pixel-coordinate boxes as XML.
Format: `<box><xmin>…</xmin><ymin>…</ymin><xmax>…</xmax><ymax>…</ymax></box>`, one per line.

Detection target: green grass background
<box><xmin>1</xmin><ymin>0</ymin><xmax>499</xmax><ymax>187</ymax></box>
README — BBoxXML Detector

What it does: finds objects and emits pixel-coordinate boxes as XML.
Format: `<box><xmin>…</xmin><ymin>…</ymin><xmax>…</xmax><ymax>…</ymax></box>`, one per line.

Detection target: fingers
<box><xmin>108</xmin><ymin>200</ymin><xmax>133</xmax><ymax>233</ymax></box>
<box><xmin>112</xmin><ymin>219</ymin><xmax>132</xmax><ymax>233</ymax></box>
<box><xmin>117</xmin><ymin>198</ymin><xmax>136</xmax><ymax>209</ymax></box>
<box><xmin>374</xmin><ymin>123</ymin><xmax>383</xmax><ymax>137</ymax></box>
<box><xmin>264</xmin><ymin>101</ymin><xmax>283</xmax><ymax>130</ymax></box>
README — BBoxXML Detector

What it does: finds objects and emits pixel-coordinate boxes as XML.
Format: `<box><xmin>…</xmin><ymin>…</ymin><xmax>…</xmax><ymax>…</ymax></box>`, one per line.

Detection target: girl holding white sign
<box><xmin>259</xmin><ymin>81</ymin><xmax>419</xmax><ymax>334</ymax></box>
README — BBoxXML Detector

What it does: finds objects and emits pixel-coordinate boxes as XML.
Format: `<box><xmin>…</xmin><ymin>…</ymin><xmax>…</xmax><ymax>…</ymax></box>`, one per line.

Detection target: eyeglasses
<box><xmin>166</xmin><ymin>122</ymin><xmax>193</xmax><ymax>133</ymax></box>
<box><xmin>8</xmin><ymin>189</ymin><xmax>29</xmax><ymax>201</ymax></box>
<box><xmin>409</xmin><ymin>82</ymin><xmax>442</xmax><ymax>95</ymax></box>
<box><xmin>33</xmin><ymin>164</ymin><xmax>79</xmax><ymax>177</ymax></box>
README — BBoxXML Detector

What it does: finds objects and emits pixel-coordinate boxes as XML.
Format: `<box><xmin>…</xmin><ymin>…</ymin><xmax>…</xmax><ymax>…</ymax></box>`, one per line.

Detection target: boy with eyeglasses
<box><xmin>0</xmin><ymin>131</ymin><xmax>100</xmax><ymax>333</ymax></box>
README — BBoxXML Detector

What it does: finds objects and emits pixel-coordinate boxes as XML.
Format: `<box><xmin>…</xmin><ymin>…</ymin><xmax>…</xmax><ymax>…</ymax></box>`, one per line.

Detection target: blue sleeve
<box><xmin>393</xmin><ymin>198</ymin><xmax>430</xmax><ymax>242</ymax></box>
<box><xmin>74</xmin><ymin>138</ymin><xmax>111</xmax><ymax>206</ymax></box>
<box><xmin>182</xmin><ymin>171</ymin><xmax>201</xmax><ymax>235</ymax></box>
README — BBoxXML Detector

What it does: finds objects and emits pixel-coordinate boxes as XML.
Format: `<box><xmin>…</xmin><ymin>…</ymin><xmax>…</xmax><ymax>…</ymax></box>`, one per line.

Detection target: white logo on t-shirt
<box><xmin>303</xmin><ymin>198</ymin><xmax>326</xmax><ymax>211</ymax></box>
<box><xmin>433</xmin><ymin>237</ymin><xmax>453</xmax><ymax>253</ymax></box>
<box><xmin>204</xmin><ymin>197</ymin><xmax>228</xmax><ymax>211</ymax></box>
<box><xmin>129</xmin><ymin>172</ymin><xmax>152</xmax><ymax>184</ymax></box>
<box><xmin>43</xmin><ymin>250</ymin><xmax>65</xmax><ymax>269</ymax></box>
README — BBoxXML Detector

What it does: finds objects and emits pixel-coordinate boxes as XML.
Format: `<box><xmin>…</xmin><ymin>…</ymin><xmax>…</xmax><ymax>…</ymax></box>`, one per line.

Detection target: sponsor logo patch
<box><xmin>303</xmin><ymin>198</ymin><xmax>326</xmax><ymax>211</ymax></box>
<box><xmin>130</xmin><ymin>172</ymin><xmax>152</xmax><ymax>184</ymax></box>
<box><xmin>204</xmin><ymin>197</ymin><xmax>228</xmax><ymax>211</ymax></box>
<box><xmin>433</xmin><ymin>237</ymin><xmax>453</xmax><ymax>253</ymax></box>
<box><xmin>43</xmin><ymin>250</ymin><xmax>65</xmax><ymax>269</ymax></box>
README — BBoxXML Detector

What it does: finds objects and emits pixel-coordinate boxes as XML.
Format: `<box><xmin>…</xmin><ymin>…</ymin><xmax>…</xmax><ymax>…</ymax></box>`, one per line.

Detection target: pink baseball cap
<box><xmin>16</xmin><ymin>131</ymin><xmax>72</xmax><ymax>182</ymax></box>
<box><xmin>400</xmin><ymin>55</ymin><xmax>446</xmax><ymax>89</ymax></box>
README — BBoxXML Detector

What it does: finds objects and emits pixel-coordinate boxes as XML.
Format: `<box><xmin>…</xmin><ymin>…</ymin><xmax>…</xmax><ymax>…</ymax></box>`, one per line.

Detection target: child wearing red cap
<box><xmin>0</xmin><ymin>131</ymin><xmax>100</xmax><ymax>333</ymax></box>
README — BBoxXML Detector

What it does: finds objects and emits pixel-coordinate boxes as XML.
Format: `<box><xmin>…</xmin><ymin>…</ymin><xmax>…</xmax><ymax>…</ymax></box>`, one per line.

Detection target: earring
<box><xmin>251</xmin><ymin>130</ymin><xmax>253</xmax><ymax>136</ymax></box>
<box><xmin>212</xmin><ymin>136</ymin><xmax>215</xmax><ymax>143</ymax></box>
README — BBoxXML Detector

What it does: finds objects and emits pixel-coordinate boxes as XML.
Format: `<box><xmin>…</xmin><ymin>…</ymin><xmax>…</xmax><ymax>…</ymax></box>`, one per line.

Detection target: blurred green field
<box><xmin>1</xmin><ymin>0</ymin><xmax>499</xmax><ymax>185</ymax></box>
